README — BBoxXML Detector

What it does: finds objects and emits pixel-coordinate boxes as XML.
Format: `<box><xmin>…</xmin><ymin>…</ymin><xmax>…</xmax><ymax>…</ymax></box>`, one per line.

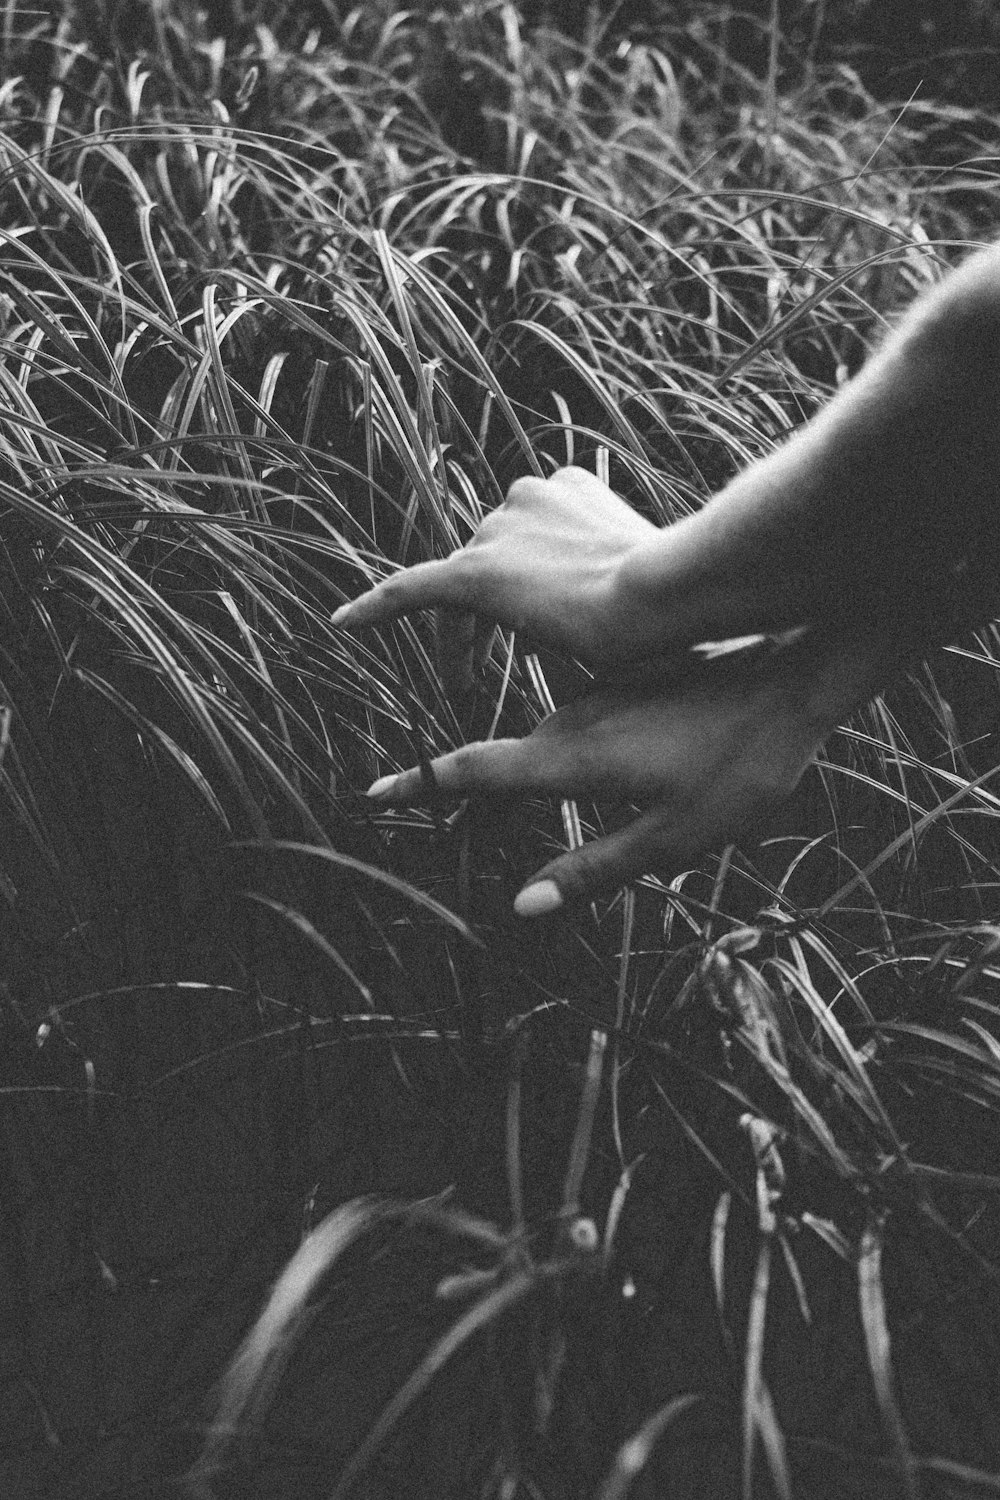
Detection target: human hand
<box><xmin>365</xmin><ymin>638</ymin><xmax>832</xmax><ymax>915</ymax></box>
<box><xmin>332</xmin><ymin>466</ymin><xmax>661</xmax><ymax>692</ymax></box>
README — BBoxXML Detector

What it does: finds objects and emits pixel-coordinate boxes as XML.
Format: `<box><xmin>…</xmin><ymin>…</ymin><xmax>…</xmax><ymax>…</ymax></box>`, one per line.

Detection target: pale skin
<box><xmin>333</xmin><ymin>243</ymin><xmax>1000</xmax><ymax>916</ymax></box>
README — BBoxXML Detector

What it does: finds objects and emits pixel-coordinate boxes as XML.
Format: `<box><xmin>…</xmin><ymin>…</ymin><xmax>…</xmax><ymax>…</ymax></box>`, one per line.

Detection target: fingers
<box><xmin>365</xmin><ymin>738</ymin><xmax>710</xmax><ymax>917</ymax></box>
<box><xmin>508</xmin><ymin>466</ymin><xmax>615</xmax><ymax>508</ymax></box>
<box><xmin>366</xmin><ymin>735</ymin><xmax>565</xmax><ymax>804</ymax></box>
<box><xmin>333</xmin><ymin>555</ymin><xmax>467</xmax><ymax>630</ymax></box>
<box><xmin>366</xmin><ymin>694</ymin><xmax>624</xmax><ymax>803</ymax></box>
<box><xmin>512</xmin><ymin>806</ymin><xmax>698</xmax><ymax>918</ymax></box>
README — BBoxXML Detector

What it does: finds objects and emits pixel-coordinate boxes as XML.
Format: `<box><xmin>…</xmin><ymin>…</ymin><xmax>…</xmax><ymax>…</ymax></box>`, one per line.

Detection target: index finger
<box><xmin>332</xmin><ymin>555</ymin><xmax>468</xmax><ymax>630</ymax></box>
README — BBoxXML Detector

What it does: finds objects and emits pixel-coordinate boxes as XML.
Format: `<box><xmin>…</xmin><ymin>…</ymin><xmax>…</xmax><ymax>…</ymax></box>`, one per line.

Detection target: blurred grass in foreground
<box><xmin>3</xmin><ymin>2</ymin><xmax>1000</xmax><ymax>1497</ymax></box>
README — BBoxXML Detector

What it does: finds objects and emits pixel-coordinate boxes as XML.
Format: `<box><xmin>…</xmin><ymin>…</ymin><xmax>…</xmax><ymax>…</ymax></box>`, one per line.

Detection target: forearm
<box><xmin>618</xmin><ymin>242</ymin><xmax>1000</xmax><ymax>658</ymax></box>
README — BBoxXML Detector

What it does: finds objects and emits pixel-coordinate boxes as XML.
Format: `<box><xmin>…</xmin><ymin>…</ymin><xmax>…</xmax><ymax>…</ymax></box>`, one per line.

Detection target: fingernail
<box><xmin>366</xmin><ymin>774</ymin><xmax>398</xmax><ymax>799</ymax></box>
<box><xmin>514</xmin><ymin>880</ymin><xmax>563</xmax><ymax>918</ymax></box>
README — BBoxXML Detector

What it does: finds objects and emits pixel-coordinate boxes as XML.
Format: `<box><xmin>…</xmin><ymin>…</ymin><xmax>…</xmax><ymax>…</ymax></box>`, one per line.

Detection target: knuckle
<box><xmin>378</xmin><ymin>571</ymin><xmax>404</xmax><ymax>604</ymax></box>
<box><xmin>456</xmin><ymin>737</ymin><xmax>523</xmax><ymax>792</ymax></box>
<box><xmin>755</xmin><ymin>754</ymin><xmax>805</xmax><ymax>808</ymax></box>
<box><xmin>551</xmin><ymin>846</ymin><xmax>603</xmax><ymax>904</ymax></box>
<box><xmin>551</xmin><ymin>464</ymin><xmax>590</xmax><ymax>485</ymax></box>
<box><xmin>471</xmin><ymin>511</ymin><xmax>499</xmax><ymax>544</ymax></box>
<box><xmin>448</xmin><ymin>740</ymin><xmax>494</xmax><ymax>787</ymax></box>
<box><xmin>449</xmin><ymin>742</ymin><xmax>479</xmax><ymax>779</ymax></box>
<box><xmin>504</xmin><ymin>476</ymin><xmax>542</xmax><ymax>508</ymax></box>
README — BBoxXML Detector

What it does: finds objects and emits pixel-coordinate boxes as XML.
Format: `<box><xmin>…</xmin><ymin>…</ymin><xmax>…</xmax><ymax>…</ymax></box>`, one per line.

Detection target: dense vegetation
<box><xmin>3</xmin><ymin>3</ymin><xmax>1000</xmax><ymax>1496</ymax></box>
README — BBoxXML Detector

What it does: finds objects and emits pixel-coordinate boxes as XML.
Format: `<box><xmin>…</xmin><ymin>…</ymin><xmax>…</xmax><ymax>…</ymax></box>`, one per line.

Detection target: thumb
<box><xmin>512</xmin><ymin>806</ymin><xmax>698</xmax><ymax>918</ymax></box>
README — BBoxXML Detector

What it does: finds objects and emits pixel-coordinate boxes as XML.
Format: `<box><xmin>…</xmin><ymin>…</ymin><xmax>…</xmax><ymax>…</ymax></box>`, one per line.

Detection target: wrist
<box><xmin>788</xmin><ymin>620</ymin><xmax>912</xmax><ymax>736</ymax></box>
<box><xmin>611</xmin><ymin>507</ymin><xmax>793</xmax><ymax>651</ymax></box>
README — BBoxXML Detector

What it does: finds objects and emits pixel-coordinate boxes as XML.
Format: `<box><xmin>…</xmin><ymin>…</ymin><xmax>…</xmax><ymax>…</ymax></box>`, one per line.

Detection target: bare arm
<box><xmin>615</xmin><ymin>241</ymin><xmax>1000</xmax><ymax>655</ymax></box>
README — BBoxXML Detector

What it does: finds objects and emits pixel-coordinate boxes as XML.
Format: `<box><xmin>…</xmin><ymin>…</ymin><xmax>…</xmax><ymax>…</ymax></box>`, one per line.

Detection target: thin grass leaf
<box><xmin>54</xmin><ymin>562</ymin><xmax>270</xmax><ymax>835</ymax></box>
<box><xmin>611</xmin><ymin>881</ymin><xmax>635</xmax><ymax>1165</ymax></box>
<box><xmin>767</xmin><ymin>952</ymin><xmax>895</xmax><ymax>1140</ymax></box>
<box><xmin>243</xmin><ymin>893</ymin><xmax>373</xmax><ymax>1008</ymax></box>
<box><xmin>506</xmin><ymin>1028</ymin><xmax>525</xmax><ymax>1233</ymax></box>
<box><xmin>777</xmin><ymin>1232</ymin><xmax>811</xmax><ymax>1325</ymax></box>
<box><xmin>200</xmin><ymin>281</ymin><xmax>266</xmax><ymax>518</ymax></box>
<box><xmin>189</xmin><ymin>1197</ymin><xmax>392</xmax><ymax>1499</ymax></box>
<box><xmin>327</xmin><ymin>1266</ymin><xmax>538</xmax><ymax>1500</ymax></box>
<box><xmin>73</xmin><ymin>668</ymin><xmax>232</xmax><ymax>830</ymax></box>
<box><xmin>560</xmin><ymin>1026</ymin><xmax>607</xmax><ymax>1224</ymax></box>
<box><xmin>602</xmin><ymin>1152</ymin><xmax>644</xmax><ymax>1269</ymax></box>
<box><xmin>371</xmin><ymin>230</ymin><xmax>451</xmax><ymax>528</ymax></box>
<box><xmin>710</xmin><ymin>1188</ymin><xmax>732</xmax><ymax>1322</ymax></box>
<box><xmin>238</xmin><ymin>839</ymin><xmax>484</xmax><ymax>946</ymax></box>
<box><xmin>858</xmin><ymin>1212</ymin><xmax>919</xmax><ymax>1500</ymax></box>
<box><xmin>390</xmin><ymin>242</ymin><xmax>540</xmax><ymax>469</ymax></box>
<box><xmin>716</xmin><ymin>247</ymin><xmax>918</xmax><ymax>385</ymax></box>
<box><xmin>817</xmin><ymin>761</ymin><xmax>1000</xmax><ymax>919</ymax></box>
<box><xmin>919</xmin><ymin>1455</ymin><xmax>1000</xmax><ymax>1493</ymax></box>
<box><xmin>595</xmin><ymin>1394</ymin><xmax>701</xmax><ymax>1500</ymax></box>
<box><xmin>742</xmin><ymin>1231</ymin><xmax>791</xmax><ymax>1500</ymax></box>
<box><xmin>752</xmin><ymin>1377</ymin><xmax>792</xmax><ymax>1500</ymax></box>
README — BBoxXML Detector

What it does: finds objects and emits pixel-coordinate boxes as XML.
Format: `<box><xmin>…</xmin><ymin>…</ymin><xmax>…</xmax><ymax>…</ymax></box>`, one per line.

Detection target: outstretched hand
<box><xmin>335</xmin><ymin>465</ymin><xmax>859</xmax><ymax>914</ymax></box>
<box><xmin>332</xmin><ymin>467</ymin><xmax>661</xmax><ymax>693</ymax></box>
<box><xmin>364</xmin><ymin>642</ymin><xmax>830</xmax><ymax>915</ymax></box>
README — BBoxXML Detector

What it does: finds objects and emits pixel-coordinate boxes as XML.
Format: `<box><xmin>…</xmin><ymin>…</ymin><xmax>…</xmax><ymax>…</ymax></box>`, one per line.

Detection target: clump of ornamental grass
<box><xmin>3</xmin><ymin>3</ymin><xmax>1000</xmax><ymax>1498</ymax></box>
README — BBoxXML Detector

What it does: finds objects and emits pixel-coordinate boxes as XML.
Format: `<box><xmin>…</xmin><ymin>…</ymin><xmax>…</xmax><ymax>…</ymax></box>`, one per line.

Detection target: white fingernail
<box><xmin>366</xmin><ymin>774</ymin><xmax>398</xmax><ymax>798</ymax></box>
<box><xmin>514</xmin><ymin>880</ymin><xmax>563</xmax><ymax>918</ymax></box>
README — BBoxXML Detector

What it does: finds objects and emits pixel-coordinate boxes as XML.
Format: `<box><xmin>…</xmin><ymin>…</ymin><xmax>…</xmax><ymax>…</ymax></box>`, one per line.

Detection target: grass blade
<box><xmin>858</xmin><ymin>1212</ymin><xmax>919</xmax><ymax>1500</ymax></box>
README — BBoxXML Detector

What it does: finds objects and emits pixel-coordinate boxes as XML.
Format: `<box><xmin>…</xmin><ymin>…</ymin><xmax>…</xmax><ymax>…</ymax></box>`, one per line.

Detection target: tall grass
<box><xmin>3</xmin><ymin>2</ymin><xmax>1000</xmax><ymax>1496</ymax></box>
